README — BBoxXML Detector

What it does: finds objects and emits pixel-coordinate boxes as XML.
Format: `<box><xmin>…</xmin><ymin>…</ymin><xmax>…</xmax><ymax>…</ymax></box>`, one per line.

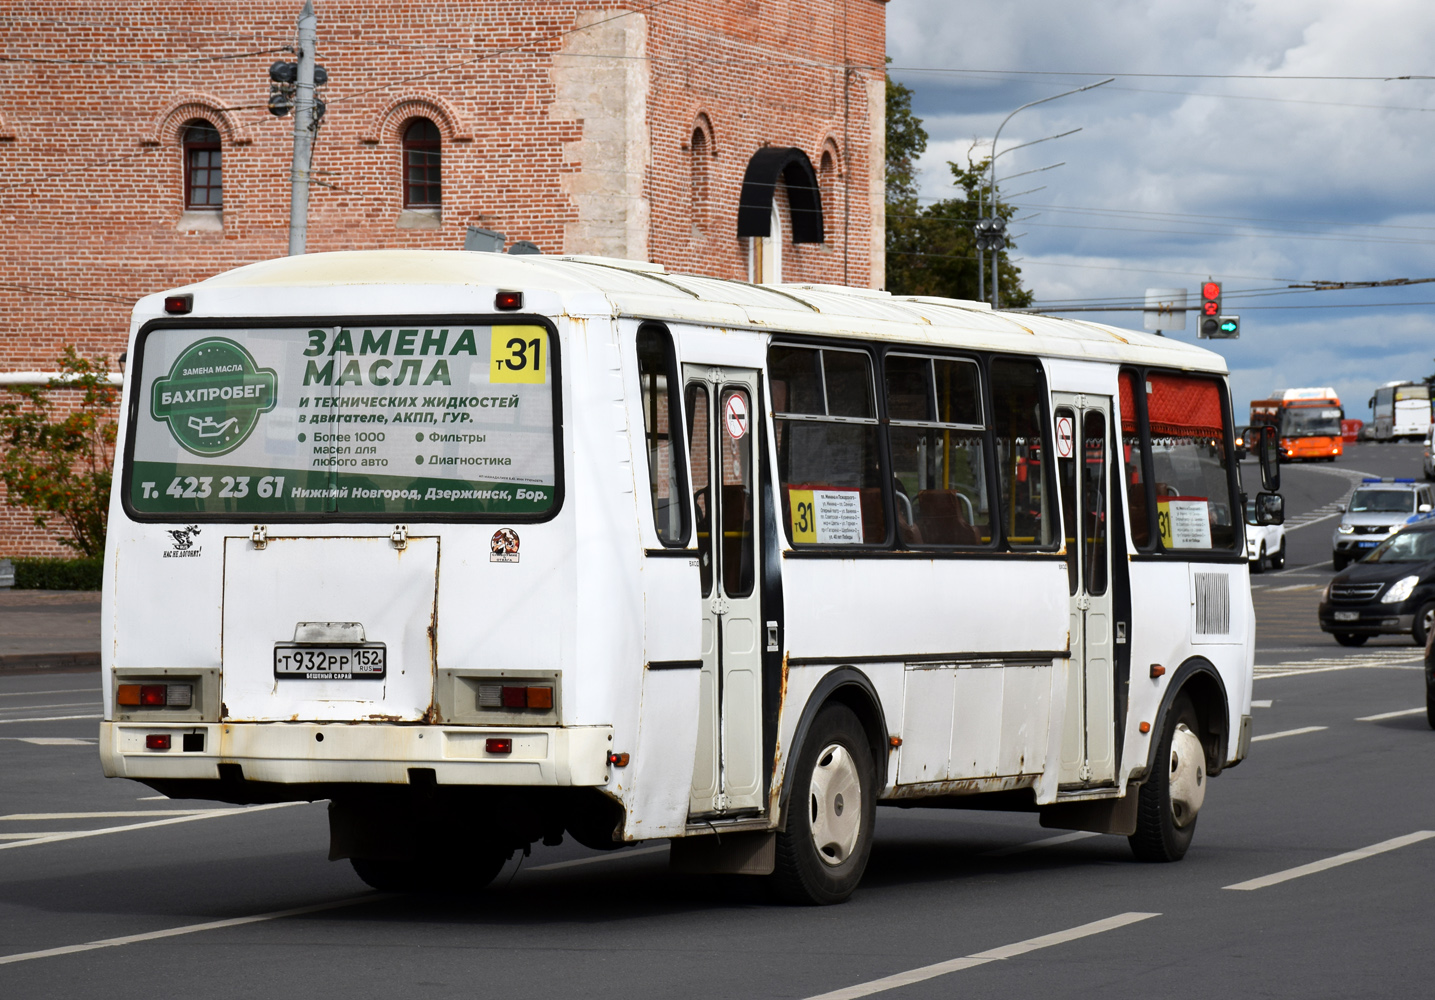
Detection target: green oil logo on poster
<box><xmin>150</xmin><ymin>338</ymin><xmax>278</xmax><ymax>456</ymax></box>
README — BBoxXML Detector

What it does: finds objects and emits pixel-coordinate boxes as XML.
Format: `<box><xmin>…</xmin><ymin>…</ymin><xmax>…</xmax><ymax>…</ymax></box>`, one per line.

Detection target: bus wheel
<box><xmin>1129</xmin><ymin>695</ymin><xmax>1203</xmax><ymax>863</ymax></box>
<box><xmin>351</xmin><ymin>848</ymin><xmax>508</xmax><ymax>893</ymax></box>
<box><xmin>1334</xmin><ymin>632</ymin><xmax>1368</xmax><ymax>647</ymax></box>
<box><xmin>771</xmin><ymin>703</ymin><xmax>875</xmax><ymax>905</ymax></box>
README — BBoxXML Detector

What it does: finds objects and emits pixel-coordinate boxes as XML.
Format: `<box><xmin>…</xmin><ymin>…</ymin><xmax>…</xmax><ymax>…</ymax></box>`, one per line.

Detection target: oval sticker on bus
<box><xmin>725</xmin><ymin>394</ymin><xmax>748</xmax><ymax>440</ymax></box>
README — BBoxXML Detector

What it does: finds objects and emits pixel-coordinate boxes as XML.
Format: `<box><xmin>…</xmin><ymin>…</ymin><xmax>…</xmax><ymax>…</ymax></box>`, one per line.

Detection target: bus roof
<box><xmin>147</xmin><ymin>250</ymin><xmax>1230</xmax><ymax>375</ymax></box>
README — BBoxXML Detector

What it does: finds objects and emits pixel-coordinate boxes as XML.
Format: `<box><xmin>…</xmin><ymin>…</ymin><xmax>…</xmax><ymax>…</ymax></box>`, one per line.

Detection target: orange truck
<box><xmin>1250</xmin><ymin>387</ymin><xmax>1344</xmax><ymax>462</ymax></box>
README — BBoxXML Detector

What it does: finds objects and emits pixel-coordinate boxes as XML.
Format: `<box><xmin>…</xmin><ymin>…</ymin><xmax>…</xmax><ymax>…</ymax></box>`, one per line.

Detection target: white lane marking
<box><xmin>0</xmin><ymin>832</ymin><xmax>74</xmax><ymax>840</ymax></box>
<box><xmin>138</xmin><ymin>795</ymin><xmax>169</xmax><ymax>801</ymax></box>
<box><xmin>1224</xmin><ymin>831</ymin><xmax>1435</xmax><ymax>891</ymax></box>
<box><xmin>0</xmin><ymin>702</ymin><xmax>100</xmax><ymax>714</ymax></box>
<box><xmin>0</xmin><ymin>802</ymin><xmax>305</xmax><ymax>851</ymax></box>
<box><xmin>0</xmin><ymin>737</ymin><xmax>93</xmax><ymax>746</ymax></box>
<box><xmin>1</xmin><ymin>810</ymin><xmax>219</xmax><ymax>820</ymax></box>
<box><xmin>0</xmin><ymin>689</ymin><xmax>99</xmax><ymax>699</ymax></box>
<box><xmin>801</xmin><ymin>912</ymin><xmax>1160</xmax><ymax>1000</ymax></box>
<box><xmin>1257</xmin><ymin>650</ymin><xmax>1422</xmax><ymax>679</ymax></box>
<box><xmin>981</xmin><ymin>831</ymin><xmax>1099</xmax><ymax>857</ymax></box>
<box><xmin>1266</xmin><ymin>584</ymin><xmax>1322</xmax><ymax>593</ymax></box>
<box><xmin>1252</xmin><ymin>700</ymin><xmax>1273</xmax><ymax>708</ymax></box>
<box><xmin>1356</xmin><ymin>707</ymin><xmax>1427</xmax><ymax>721</ymax></box>
<box><xmin>0</xmin><ymin>894</ymin><xmax>380</xmax><ymax>966</ymax></box>
<box><xmin>1251</xmin><ymin>726</ymin><xmax>1327</xmax><ymax>742</ymax></box>
<box><xmin>528</xmin><ymin>844</ymin><xmax>669</xmax><ymax>871</ymax></box>
<box><xmin>0</xmin><ymin>714</ymin><xmax>101</xmax><ymax>725</ymax></box>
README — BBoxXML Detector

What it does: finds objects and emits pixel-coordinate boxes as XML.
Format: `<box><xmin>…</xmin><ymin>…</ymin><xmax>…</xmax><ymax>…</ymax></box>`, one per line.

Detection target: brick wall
<box><xmin>0</xmin><ymin>1</ymin><xmax>885</xmax><ymax>555</ymax></box>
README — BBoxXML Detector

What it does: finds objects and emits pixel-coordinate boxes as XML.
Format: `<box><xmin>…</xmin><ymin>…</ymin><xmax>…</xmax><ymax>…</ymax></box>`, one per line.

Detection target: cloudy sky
<box><xmin>886</xmin><ymin>0</ymin><xmax>1435</xmax><ymax>422</ymax></box>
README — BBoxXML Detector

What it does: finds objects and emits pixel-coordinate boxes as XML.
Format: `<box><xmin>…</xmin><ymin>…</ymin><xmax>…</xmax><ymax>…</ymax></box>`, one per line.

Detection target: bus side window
<box><xmin>990</xmin><ymin>357</ymin><xmax>1055</xmax><ymax>548</ymax></box>
<box><xmin>1118</xmin><ymin>369</ymin><xmax>1153</xmax><ymax>548</ymax></box>
<box><xmin>636</xmin><ymin>326</ymin><xmax>689</xmax><ymax>547</ymax></box>
<box><xmin>884</xmin><ymin>353</ymin><xmax>991</xmax><ymax>548</ymax></box>
<box><xmin>685</xmin><ymin>383</ymin><xmax>713</xmax><ymax>595</ymax></box>
<box><xmin>769</xmin><ymin>344</ymin><xmax>887</xmax><ymax>546</ymax></box>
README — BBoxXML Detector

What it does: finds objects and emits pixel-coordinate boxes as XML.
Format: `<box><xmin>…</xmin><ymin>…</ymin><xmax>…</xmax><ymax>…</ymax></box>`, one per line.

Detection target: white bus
<box><xmin>100</xmin><ymin>251</ymin><xmax>1275</xmax><ymax>904</ymax></box>
<box><xmin>1370</xmin><ymin>381</ymin><xmax>1432</xmax><ymax>441</ymax></box>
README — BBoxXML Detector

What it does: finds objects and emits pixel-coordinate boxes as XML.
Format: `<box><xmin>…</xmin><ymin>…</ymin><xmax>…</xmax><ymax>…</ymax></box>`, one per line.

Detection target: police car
<box><xmin>1331</xmin><ymin>478</ymin><xmax>1435</xmax><ymax>571</ymax></box>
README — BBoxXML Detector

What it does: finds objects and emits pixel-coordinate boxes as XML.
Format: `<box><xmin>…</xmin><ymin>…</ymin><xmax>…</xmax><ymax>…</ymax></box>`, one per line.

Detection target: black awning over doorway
<box><xmin>736</xmin><ymin>146</ymin><xmax>824</xmax><ymax>244</ymax></box>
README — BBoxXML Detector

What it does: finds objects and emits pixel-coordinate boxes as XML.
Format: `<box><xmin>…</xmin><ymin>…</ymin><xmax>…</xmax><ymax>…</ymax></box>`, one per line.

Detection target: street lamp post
<box><xmin>982</xmin><ymin>78</ymin><xmax>1113</xmax><ymax>307</ymax></box>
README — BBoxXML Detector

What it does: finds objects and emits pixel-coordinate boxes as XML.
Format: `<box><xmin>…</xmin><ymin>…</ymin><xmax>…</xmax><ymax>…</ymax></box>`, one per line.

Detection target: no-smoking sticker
<box><xmin>725</xmin><ymin>394</ymin><xmax>748</xmax><ymax>440</ymax></box>
<box><xmin>1056</xmin><ymin>415</ymin><xmax>1074</xmax><ymax>458</ymax></box>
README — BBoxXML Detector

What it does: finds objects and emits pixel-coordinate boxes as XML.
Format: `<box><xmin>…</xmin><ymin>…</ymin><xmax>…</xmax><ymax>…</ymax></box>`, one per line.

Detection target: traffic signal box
<box><xmin>1198</xmin><ymin>281</ymin><xmax>1239</xmax><ymax>339</ymax></box>
<box><xmin>1199</xmin><ymin>281</ymin><xmax>1221</xmax><ymax>337</ymax></box>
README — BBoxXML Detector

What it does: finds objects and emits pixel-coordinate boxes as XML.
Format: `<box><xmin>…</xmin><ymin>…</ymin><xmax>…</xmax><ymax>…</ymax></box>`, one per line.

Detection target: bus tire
<box><xmin>1413</xmin><ymin>601</ymin><xmax>1435</xmax><ymax>648</ymax></box>
<box><xmin>1334</xmin><ymin>632</ymin><xmax>1368</xmax><ymax>647</ymax></box>
<box><xmin>350</xmin><ymin>848</ymin><xmax>507</xmax><ymax>893</ymax></box>
<box><xmin>1129</xmin><ymin>694</ymin><xmax>1202</xmax><ymax>863</ymax></box>
<box><xmin>771</xmin><ymin>703</ymin><xmax>876</xmax><ymax>905</ymax></box>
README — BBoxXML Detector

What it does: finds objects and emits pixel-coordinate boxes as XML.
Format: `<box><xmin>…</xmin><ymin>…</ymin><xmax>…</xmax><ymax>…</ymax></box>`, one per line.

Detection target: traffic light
<box><xmin>1199</xmin><ymin>280</ymin><xmax>1221</xmax><ymax>338</ymax></box>
<box><xmin>974</xmin><ymin>217</ymin><xmax>1007</xmax><ymax>252</ymax></box>
<box><xmin>267</xmin><ymin>61</ymin><xmax>327</xmax><ymax>117</ymax></box>
<box><xmin>1208</xmin><ymin>315</ymin><xmax>1240</xmax><ymax>339</ymax></box>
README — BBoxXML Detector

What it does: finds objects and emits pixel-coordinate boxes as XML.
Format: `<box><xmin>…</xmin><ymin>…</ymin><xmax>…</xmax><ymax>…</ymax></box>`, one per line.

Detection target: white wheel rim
<box><xmin>1168</xmin><ymin>723</ymin><xmax>1206</xmax><ymax>829</ymax></box>
<box><xmin>808</xmin><ymin>742</ymin><xmax>862</xmax><ymax>866</ymax></box>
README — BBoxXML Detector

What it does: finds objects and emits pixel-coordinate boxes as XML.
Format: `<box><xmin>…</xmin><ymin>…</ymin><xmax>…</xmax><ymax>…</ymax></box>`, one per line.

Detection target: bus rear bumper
<box><xmin>99</xmin><ymin>722</ymin><xmax>614</xmax><ymax>787</ymax></box>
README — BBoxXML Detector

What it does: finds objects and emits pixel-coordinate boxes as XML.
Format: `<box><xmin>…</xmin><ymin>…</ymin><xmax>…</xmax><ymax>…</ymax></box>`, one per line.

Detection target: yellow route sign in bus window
<box><xmin>491</xmin><ymin>326</ymin><xmax>548</xmax><ymax>384</ymax></box>
<box><xmin>789</xmin><ymin>489</ymin><xmax>817</xmax><ymax>543</ymax></box>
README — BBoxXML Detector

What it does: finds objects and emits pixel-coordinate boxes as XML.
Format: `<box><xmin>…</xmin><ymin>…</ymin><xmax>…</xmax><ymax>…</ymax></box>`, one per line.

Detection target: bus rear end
<box><xmin>99</xmin><ymin>269</ymin><xmax>627</xmax><ymax>888</ymax></box>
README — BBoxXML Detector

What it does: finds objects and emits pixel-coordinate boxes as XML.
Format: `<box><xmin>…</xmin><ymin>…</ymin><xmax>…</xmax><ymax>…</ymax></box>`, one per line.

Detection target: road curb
<box><xmin>0</xmin><ymin>651</ymin><xmax>100</xmax><ymax>675</ymax></box>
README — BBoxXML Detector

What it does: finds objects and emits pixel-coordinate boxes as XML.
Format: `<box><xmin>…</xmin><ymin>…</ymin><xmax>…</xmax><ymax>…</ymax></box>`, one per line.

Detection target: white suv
<box><xmin>1246</xmin><ymin>497</ymin><xmax>1286</xmax><ymax>571</ymax></box>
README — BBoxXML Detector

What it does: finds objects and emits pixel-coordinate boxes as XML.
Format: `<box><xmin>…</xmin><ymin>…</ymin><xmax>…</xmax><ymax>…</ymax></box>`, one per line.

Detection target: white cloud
<box><xmin>887</xmin><ymin>0</ymin><xmax>1435</xmax><ymax>415</ymax></box>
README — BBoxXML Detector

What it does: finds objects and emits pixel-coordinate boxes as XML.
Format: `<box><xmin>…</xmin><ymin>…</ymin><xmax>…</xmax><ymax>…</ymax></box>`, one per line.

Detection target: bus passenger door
<box><xmin>684</xmin><ymin>367</ymin><xmax>764</xmax><ymax>817</ymax></box>
<box><xmin>1054</xmin><ymin>395</ymin><xmax>1117</xmax><ymax>788</ymax></box>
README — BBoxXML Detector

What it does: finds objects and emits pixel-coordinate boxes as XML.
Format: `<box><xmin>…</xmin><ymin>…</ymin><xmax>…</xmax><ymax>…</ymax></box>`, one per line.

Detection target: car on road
<box><xmin>1424</xmin><ymin>424</ymin><xmax>1435</xmax><ymax>480</ymax></box>
<box><xmin>1319</xmin><ymin>520</ymin><xmax>1435</xmax><ymax>647</ymax></box>
<box><xmin>1245</xmin><ymin>496</ymin><xmax>1285</xmax><ymax>571</ymax></box>
<box><xmin>1331</xmin><ymin>478</ymin><xmax>1435</xmax><ymax>570</ymax></box>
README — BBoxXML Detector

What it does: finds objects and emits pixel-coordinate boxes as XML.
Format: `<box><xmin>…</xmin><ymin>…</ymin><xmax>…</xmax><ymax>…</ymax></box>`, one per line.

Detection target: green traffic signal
<box><xmin>1218</xmin><ymin>317</ymin><xmax>1239</xmax><ymax>335</ymax></box>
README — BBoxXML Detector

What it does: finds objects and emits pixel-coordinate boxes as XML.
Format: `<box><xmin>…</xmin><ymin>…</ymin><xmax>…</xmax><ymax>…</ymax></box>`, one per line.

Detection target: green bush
<box><xmin>9</xmin><ymin>556</ymin><xmax>103</xmax><ymax>590</ymax></box>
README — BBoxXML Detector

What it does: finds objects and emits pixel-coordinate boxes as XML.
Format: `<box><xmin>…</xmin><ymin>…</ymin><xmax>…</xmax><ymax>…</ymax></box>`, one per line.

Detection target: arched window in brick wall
<box><xmin>402</xmin><ymin>118</ymin><xmax>442</xmax><ymax>209</ymax></box>
<box><xmin>182</xmin><ymin>120</ymin><xmax>222</xmax><ymax>210</ymax></box>
<box><xmin>690</xmin><ymin>125</ymin><xmax>711</xmax><ymax>234</ymax></box>
<box><xmin>819</xmin><ymin>147</ymin><xmax>838</xmax><ymax>237</ymax></box>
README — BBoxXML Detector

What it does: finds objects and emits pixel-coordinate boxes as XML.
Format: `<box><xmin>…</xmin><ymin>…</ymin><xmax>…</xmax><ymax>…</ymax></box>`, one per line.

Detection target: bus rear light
<box><xmin>145</xmin><ymin>734</ymin><xmax>172</xmax><ymax>750</ymax></box>
<box><xmin>121</xmin><ymin>683</ymin><xmax>192</xmax><ymax>708</ymax></box>
<box><xmin>140</xmin><ymin>685</ymin><xmax>167</xmax><ymax>706</ymax></box>
<box><xmin>485</xmin><ymin>738</ymin><xmax>513</xmax><ymax>754</ymax></box>
<box><xmin>166</xmin><ymin>684</ymin><xmax>193</xmax><ymax>707</ymax></box>
<box><xmin>164</xmin><ymin>294</ymin><xmax>193</xmax><ymax>314</ymax></box>
<box><xmin>117</xmin><ymin>684</ymin><xmax>141</xmax><ymax>706</ymax></box>
<box><xmin>494</xmin><ymin>290</ymin><xmax>523</xmax><ymax>310</ymax></box>
<box><xmin>477</xmin><ymin>684</ymin><xmax>503</xmax><ymax>708</ymax></box>
<box><xmin>501</xmin><ymin>686</ymin><xmax>527</xmax><ymax>709</ymax></box>
<box><xmin>525</xmin><ymin>686</ymin><xmax>553</xmax><ymax>710</ymax></box>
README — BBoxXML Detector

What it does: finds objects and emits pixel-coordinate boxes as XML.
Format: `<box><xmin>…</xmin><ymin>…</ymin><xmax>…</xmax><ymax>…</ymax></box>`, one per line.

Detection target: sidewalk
<box><xmin>0</xmin><ymin>589</ymin><xmax>101</xmax><ymax>673</ymax></box>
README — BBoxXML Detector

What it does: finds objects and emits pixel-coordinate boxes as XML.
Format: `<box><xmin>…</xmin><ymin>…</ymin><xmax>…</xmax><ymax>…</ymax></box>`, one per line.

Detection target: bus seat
<box><xmin>916</xmin><ymin>490</ymin><xmax>981</xmax><ymax>545</ymax></box>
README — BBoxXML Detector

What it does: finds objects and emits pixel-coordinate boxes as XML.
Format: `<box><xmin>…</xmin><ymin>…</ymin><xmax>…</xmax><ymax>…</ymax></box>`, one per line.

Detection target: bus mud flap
<box><xmin>669</xmin><ymin>831</ymin><xmax>775</xmax><ymax>875</ymax></box>
<box><xmin>1038</xmin><ymin>791</ymin><xmax>1138</xmax><ymax>836</ymax></box>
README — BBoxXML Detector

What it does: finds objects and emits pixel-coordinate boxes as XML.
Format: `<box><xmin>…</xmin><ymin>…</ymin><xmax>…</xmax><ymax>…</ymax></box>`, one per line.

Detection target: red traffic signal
<box><xmin>1200</xmin><ymin>280</ymin><xmax>1221</xmax><ymax>318</ymax></box>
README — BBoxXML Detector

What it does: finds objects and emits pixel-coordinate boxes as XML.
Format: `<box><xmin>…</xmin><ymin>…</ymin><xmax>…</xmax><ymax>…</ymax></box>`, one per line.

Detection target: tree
<box><xmin>885</xmin><ymin>72</ymin><xmax>1033</xmax><ymax>308</ymax></box>
<box><xmin>0</xmin><ymin>348</ymin><xmax>118</xmax><ymax>557</ymax></box>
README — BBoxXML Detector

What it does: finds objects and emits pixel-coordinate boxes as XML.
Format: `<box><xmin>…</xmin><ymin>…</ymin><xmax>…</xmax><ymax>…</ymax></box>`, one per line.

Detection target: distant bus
<box><xmin>1250</xmin><ymin>388</ymin><xmax>1343</xmax><ymax>461</ymax></box>
<box><xmin>99</xmin><ymin>250</ymin><xmax>1273</xmax><ymax>904</ymax></box>
<box><xmin>1368</xmin><ymin>381</ymin><xmax>1431</xmax><ymax>441</ymax></box>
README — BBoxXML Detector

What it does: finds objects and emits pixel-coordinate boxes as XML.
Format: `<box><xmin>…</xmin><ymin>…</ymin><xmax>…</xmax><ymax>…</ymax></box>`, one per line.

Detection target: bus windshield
<box><xmin>1279</xmin><ymin>406</ymin><xmax>1341</xmax><ymax>438</ymax></box>
<box><xmin>1349</xmin><ymin>489</ymin><xmax>1415</xmax><ymax>514</ymax></box>
<box><xmin>126</xmin><ymin>322</ymin><xmax>559</xmax><ymax>518</ymax></box>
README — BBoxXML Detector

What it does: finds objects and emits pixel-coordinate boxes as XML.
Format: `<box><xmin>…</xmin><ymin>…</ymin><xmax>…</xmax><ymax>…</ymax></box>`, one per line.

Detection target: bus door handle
<box><xmin>709</xmin><ymin>597</ymin><xmax>731</xmax><ymax>616</ymax></box>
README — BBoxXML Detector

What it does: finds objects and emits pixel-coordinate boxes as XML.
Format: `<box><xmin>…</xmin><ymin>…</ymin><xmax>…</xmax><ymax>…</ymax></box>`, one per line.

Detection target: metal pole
<box><xmin>976</xmin><ymin>184</ymin><xmax>985</xmax><ymax>303</ymax></box>
<box><xmin>986</xmin><ymin>77</ymin><xmax>1113</xmax><ymax>306</ymax></box>
<box><xmin>288</xmin><ymin>0</ymin><xmax>316</xmax><ymax>256</ymax></box>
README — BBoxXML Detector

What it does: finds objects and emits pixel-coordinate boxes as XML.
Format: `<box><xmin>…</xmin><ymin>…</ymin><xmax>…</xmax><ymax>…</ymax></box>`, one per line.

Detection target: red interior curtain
<box><xmin>1145</xmin><ymin>374</ymin><xmax>1223</xmax><ymax>438</ymax></box>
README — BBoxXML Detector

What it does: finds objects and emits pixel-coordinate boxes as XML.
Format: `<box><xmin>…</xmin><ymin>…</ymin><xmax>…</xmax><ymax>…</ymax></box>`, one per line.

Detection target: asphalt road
<box><xmin>2</xmin><ymin>443</ymin><xmax>1432</xmax><ymax>998</ymax></box>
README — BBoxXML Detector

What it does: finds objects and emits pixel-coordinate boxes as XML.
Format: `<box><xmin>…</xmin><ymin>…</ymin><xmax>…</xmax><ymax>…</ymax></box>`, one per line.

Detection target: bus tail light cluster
<box><xmin>117</xmin><ymin>683</ymin><xmax>193</xmax><ymax>708</ymax></box>
<box><xmin>477</xmin><ymin>684</ymin><xmax>553</xmax><ymax>711</ymax></box>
